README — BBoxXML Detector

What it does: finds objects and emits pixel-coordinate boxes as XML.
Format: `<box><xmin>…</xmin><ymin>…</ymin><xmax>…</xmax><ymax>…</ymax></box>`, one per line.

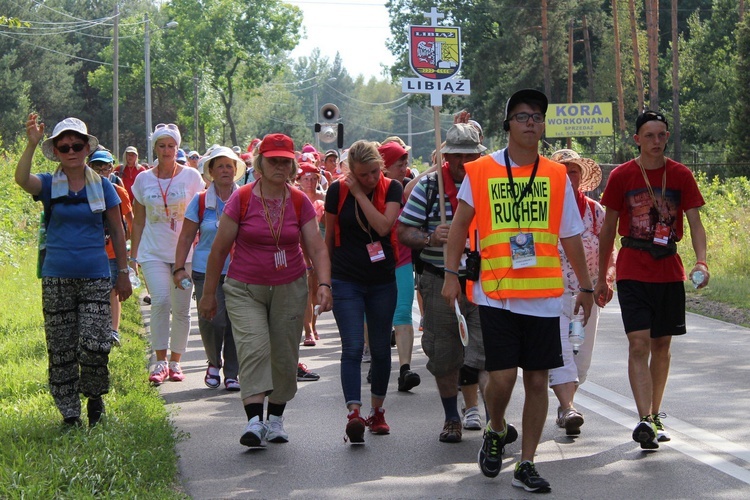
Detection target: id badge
<box><xmin>367</xmin><ymin>241</ymin><xmax>386</xmax><ymax>262</ymax></box>
<box><xmin>274</xmin><ymin>249</ymin><xmax>287</xmax><ymax>270</ymax></box>
<box><xmin>510</xmin><ymin>232</ymin><xmax>537</xmax><ymax>269</ymax></box>
<box><xmin>653</xmin><ymin>223</ymin><xmax>670</xmax><ymax>246</ymax></box>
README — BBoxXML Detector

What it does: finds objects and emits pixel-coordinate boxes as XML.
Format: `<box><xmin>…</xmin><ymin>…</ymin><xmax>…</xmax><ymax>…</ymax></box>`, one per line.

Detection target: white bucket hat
<box><xmin>41</xmin><ymin>117</ymin><xmax>99</xmax><ymax>161</ymax></box>
<box><xmin>202</xmin><ymin>146</ymin><xmax>246</xmax><ymax>182</ymax></box>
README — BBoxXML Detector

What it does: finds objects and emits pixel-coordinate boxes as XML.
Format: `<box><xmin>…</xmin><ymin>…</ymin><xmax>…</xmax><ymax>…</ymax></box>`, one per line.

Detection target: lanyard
<box><xmin>353</xmin><ymin>198</ymin><xmax>374</xmax><ymax>244</ymax></box>
<box><xmin>156</xmin><ymin>166</ymin><xmax>177</xmax><ymax>220</ymax></box>
<box><xmin>504</xmin><ymin>149</ymin><xmax>540</xmax><ymax>226</ymax></box>
<box><xmin>636</xmin><ymin>157</ymin><xmax>667</xmax><ymax>222</ymax></box>
<box><xmin>259</xmin><ymin>179</ymin><xmax>287</xmax><ymax>250</ymax></box>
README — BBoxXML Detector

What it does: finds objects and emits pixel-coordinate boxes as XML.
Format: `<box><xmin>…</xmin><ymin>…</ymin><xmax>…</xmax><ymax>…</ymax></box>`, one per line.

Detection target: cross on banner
<box><xmin>423</xmin><ymin>7</ymin><xmax>444</xmax><ymax>26</ymax></box>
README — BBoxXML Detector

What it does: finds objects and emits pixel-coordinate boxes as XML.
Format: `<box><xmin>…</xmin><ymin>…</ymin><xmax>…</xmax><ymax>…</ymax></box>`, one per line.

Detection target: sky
<box><xmin>288</xmin><ymin>0</ymin><xmax>397</xmax><ymax>80</ymax></box>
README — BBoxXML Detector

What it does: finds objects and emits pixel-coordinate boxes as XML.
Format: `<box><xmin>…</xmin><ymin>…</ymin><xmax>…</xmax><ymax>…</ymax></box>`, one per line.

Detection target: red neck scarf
<box><xmin>442</xmin><ymin>162</ymin><xmax>459</xmax><ymax>213</ymax></box>
<box><xmin>574</xmin><ymin>188</ymin><xmax>587</xmax><ymax>218</ymax></box>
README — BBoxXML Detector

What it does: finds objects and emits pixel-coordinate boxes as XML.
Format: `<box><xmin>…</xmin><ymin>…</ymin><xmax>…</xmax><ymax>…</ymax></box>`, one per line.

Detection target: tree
<box><xmin>727</xmin><ymin>13</ymin><xmax>750</xmax><ymax>172</ymax></box>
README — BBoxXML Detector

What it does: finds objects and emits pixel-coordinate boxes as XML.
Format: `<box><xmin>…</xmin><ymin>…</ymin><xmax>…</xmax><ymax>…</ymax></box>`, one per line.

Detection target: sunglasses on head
<box><xmin>155</xmin><ymin>123</ymin><xmax>178</xmax><ymax>131</ymax></box>
<box><xmin>56</xmin><ymin>143</ymin><xmax>86</xmax><ymax>154</ymax></box>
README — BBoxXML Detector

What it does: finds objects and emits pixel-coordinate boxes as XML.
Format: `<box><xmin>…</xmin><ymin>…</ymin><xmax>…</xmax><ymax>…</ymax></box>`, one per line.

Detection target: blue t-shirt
<box><xmin>184</xmin><ymin>192</ymin><xmax>231</xmax><ymax>274</ymax></box>
<box><xmin>34</xmin><ymin>173</ymin><xmax>121</xmax><ymax>278</ymax></box>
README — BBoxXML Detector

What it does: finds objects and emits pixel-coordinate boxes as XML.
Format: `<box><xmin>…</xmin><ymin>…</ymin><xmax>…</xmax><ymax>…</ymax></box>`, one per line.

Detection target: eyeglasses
<box><xmin>510</xmin><ymin>112</ymin><xmax>545</xmax><ymax>124</ymax></box>
<box><xmin>90</xmin><ymin>162</ymin><xmax>113</xmax><ymax>172</ymax></box>
<box><xmin>154</xmin><ymin>123</ymin><xmax>178</xmax><ymax>131</ymax></box>
<box><xmin>56</xmin><ymin>143</ymin><xmax>86</xmax><ymax>154</ymax></box>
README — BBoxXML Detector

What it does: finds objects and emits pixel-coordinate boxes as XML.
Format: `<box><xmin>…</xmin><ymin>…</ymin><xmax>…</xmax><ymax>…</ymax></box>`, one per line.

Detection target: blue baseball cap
<box><xmin>90</xmin><ymin>150</ymin><xmax>114</xmax><ymax>164</ymax></box>
<box><xmin>176</xmin><ymin>148</ymin><xmax>187</xmax><ymax>164</ymax></box>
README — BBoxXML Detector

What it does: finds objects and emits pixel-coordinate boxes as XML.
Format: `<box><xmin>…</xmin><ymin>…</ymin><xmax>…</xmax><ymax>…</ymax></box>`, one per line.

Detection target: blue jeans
<box><xmin>332</xmin><ymin>279</ymin><xmax>397</xmax><ymax>406</ymax></box>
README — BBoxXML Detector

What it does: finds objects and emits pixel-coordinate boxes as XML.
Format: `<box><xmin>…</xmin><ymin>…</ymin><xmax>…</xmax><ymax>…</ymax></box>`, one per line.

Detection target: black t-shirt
<box><xmin>325</xmin><ymin>179</ymin><xmax>403</xmax><ymax>284</ymax></box>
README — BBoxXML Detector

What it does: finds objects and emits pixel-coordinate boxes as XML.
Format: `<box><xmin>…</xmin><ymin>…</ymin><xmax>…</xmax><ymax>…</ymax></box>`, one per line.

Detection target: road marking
<box><xmin>575</xmin><ymin>383</ymin><xmax>750</xmax><ymax>485</ymax></box>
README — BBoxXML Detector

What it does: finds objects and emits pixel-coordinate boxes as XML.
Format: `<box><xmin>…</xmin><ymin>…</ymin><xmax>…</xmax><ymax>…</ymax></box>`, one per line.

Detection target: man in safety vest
<box><xmin>442</xmin><ymin>89</ymin><xmax>594</xmax><ymax>493</ymax></box>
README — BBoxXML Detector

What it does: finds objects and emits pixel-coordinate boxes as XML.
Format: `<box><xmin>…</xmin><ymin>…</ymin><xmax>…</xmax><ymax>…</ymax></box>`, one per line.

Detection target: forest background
<box><xmin>3</xmin><ymin>0</ymin><xmax>750</xmax><ymax>173</ymax></box>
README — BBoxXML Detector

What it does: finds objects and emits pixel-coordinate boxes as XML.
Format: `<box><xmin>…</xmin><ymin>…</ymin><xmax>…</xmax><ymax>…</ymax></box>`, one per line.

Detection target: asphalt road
<box><xmin>142</xmin><ymin>293</ymin><xmax>750</xmax><ymax>499</ymax></box>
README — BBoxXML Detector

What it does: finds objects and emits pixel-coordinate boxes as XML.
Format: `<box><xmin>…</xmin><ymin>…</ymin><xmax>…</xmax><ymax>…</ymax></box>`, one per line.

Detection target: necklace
<box><xmin>156</xmin><ymin>166</ymin><xmax>178</xmax><ymax>230</ymax></box>
<box><xmin>259</xmin><ymin>179</ymin><xmax>289</xmax><ymax>270</ymax></box>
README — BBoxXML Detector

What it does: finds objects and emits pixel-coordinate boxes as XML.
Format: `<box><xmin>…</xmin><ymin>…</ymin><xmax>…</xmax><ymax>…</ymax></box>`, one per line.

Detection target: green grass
<box><xmin>0</xmin><ymin>247</ymin><xmax>186</xmax><ymax>499</ymax></box>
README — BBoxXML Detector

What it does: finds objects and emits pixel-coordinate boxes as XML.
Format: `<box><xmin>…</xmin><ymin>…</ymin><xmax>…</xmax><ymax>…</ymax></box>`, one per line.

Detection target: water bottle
<box><xmin>569</xmin><ymin>312</ymin><xmax>585</xmax><ymax>355</ymax></box>
<box><xmin>691</xmin><ymin>270</ymin><xmax>705</xmax><ymax>289</ymax></box>
<box><xmin>37</xmin><ymin>212</ymin><xmax>47</xmax><ymax>278</ymax></box>
<box><xmin>128</xmin><ymin>268</ymin><xmax>141</xmax><ymax>288</ymax></box>
<box><xmin>180</xmin><ymin>277</ymin><xmax>192</xmax><ymax>290</ymax></box>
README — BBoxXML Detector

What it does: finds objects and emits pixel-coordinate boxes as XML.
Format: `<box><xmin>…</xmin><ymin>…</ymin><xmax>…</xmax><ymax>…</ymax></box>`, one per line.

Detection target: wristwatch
<box><xmin>118</xmin><ymin>268</ymin><xmax>129</xmax><ymax>275</ymax></box>
<box><xmin>424</xmin><ymin>232</ymin><xmax>431</xmax><ymax>248</ymax></box>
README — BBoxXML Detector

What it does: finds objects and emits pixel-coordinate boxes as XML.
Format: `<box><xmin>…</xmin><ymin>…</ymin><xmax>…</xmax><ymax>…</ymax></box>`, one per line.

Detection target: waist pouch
<box><xmin>621</xmin><ymin>236</ymin><xmax>677</xmax><ymax>260</ymax></box>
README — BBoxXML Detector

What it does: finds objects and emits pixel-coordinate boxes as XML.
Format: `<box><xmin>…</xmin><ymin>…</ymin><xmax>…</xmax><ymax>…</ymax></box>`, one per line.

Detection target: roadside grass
<box><xmin>0</xmin><ymin>248</ymin><xmax>185</xmax><ymax>499</ymax></box>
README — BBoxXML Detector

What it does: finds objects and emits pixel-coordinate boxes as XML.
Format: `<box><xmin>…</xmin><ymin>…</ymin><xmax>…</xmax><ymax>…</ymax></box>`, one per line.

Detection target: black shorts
<box><xmin>617</xmin><ymin>280</ymin><xmax>686</xmax><ymax>337</ymax></box>
<box><xmin>478</xmin><ymin>306</ymin><xmax>563</xmax><ymax>372</ymax></box>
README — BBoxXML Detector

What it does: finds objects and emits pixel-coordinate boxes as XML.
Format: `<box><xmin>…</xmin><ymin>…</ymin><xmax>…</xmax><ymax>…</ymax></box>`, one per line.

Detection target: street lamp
<box><xmin>144</xmin><ymin>15</ymin><xmax>178</xmax><ymax>166</ymax></box>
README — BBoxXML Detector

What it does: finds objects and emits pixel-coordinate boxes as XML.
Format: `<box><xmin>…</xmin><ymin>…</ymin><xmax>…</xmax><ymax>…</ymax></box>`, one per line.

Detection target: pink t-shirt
<box><xmin>224</xmin><ymin>187</ymin><xmax>316</xmax><ymax>285</ymax></box>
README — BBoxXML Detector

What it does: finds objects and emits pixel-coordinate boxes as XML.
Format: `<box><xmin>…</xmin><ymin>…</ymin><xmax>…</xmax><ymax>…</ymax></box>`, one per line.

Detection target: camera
<box><xmin>465</xmin><ymin>250</ymin><xmax>480</xmax><ymax>281</ymax></box>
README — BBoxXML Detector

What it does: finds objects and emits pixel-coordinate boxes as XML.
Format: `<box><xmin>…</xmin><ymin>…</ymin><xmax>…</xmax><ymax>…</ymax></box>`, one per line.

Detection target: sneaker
<box><xmin>240</xmin><ymin>416</ymin><xmax>267</xmax><ymax>448</ymax></box>
<box><xmin>397</xmin><ymin>370</ymin><xmax>421</xmax><ymax>392</ymax></box>
<box><xmin>345</xmin><ymin>408</ymin><xmax>367</xmax><ymax>444</ymax></box>
<box><xmin>556</xmin><ymin>406</ymin><xmax>584</xmax><ymax>436</ymax></box>
<box><xmin>224</xmin><ymin>378</ymin><xmax>241</xmax><ymax>391</ymax></box>
<box><xmin>368</xmin><ymin>407</ymin><xmax>390</xmax><ymax>435</ymax></box>
<box><xmin>143</xmin><ymin>294</ymin><xmax>151</xmax><ymax>305</ymax></box>
<box><xmin>512</xmin><ymin>461</ymin><xmax>552</xmax><ymax>493</ymax></box>
<box><xmin>419</xmin><ymin>317</ymin><xmax>424</xmax><ymax>331</ymax></box>
<box><xmin>111</xmin><ymin>330</ymin><xmax>121</xmax><ymax>347</ymax></box>
<box><xmin>462</xmin><ymin>406</ymin><xmax>483</xmax><ymax>430</ymax></box>
<box><xmin>633</xmin><ymin>417</ymin><xmax>659</xmax><ymax>450</ymax></box>
<box><xmin>87</xmin><ymin>397</ymin><xmax>105</xmax><ymax>427</ymax></box>
<box><xmin>297</xmin><ymin>363</ymin><xmax>320</xmax><ymax>381</ymax></box>
<box><xmin>362</xmin><ymin>345</ymin><xmax>371</xmax><ymax>363</ymax></box>
<box><xmin>477</xmin><ymin>421</ymin><xmax>518</xmax><ymax>478</ymax></box>
<box><xmin>204</xmin><ymin>365</ymin><xmax>221</xmax><ymax>389</ymax></box>
<box><xmin>390</xmin><ymin>328</ymin><xmax>397</xmax><ymax>347</ymax></box>
<box><xmin>266</xmin><ymin>415</ymin><xmax>289</xmax><ymax>443</ymax></box>
<box><xmin>149</xmin><ymin>360</ymin><xmax>169</xmax><ymax>385</ymax></box>
<box><xmin>168</xmin><ymin>361</ymin><xmax>185</xmax><ymax>382</ymax></box>
<box><xmin>653</xmin><ymin>412</ymin><xmax>672</xmax><ymax>442</ymax></box>
<box><xmin>439</xmin><ymin>419</ymin><xmax>462</xmax><ymax>443</ymax></box>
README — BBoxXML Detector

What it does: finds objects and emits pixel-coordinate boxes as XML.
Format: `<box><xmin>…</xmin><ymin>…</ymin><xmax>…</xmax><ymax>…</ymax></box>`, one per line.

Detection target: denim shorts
<box><xmin>108</xmin><ymin>259</ymin><xmax>118</xmax><ymax>288</ymax></box>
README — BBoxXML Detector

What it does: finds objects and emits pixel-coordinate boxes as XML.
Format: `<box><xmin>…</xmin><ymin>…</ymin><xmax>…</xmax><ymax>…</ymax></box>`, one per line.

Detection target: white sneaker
<box><xmin>266</xmin><ymin>414</ymin><xmax>289</xmax><ymax>443</ymax></box>
<box><xmin>462</xmin><ymin>406</ymin><xmax>483</xmax><ymax>430</ymax></box>
<box><xmin>240</xmin><ymin>416</ymin><xmax>267</xmax><ymax>448</ymax></box>
<box><xmin>362</xmin><ymin>345</ymin><xmax>371</xmax><ymax>363</ymax></box>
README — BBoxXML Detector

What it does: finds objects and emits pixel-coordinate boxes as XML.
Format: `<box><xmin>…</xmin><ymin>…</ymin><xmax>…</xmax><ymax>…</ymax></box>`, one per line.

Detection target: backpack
<box><xmin>228</xmin><ymin>181</ymin><xmax>306</xmax><ymax>225</ymax></box>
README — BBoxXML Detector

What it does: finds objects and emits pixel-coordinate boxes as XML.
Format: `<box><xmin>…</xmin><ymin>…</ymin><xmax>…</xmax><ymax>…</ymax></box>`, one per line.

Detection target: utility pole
<box><xmin>629</xmin><ymin>0</ymin><xmax>645</xmax><ymax>112</ymax></box>
<box><xmin>646</xmin><ymin>0</ymin><xmax>660</xmax><ymax>109</ymax></box>
<box><xmin>541</xmin><ymin>0</ymin><xmax>552</xmax><ymax>99</ymax></box>
<box><xmin>113</xmin><ymin>4</ymin><xmax>119</xmax><ymax>160</ymax></box>
<box><xmin>612</xmin><ymin>0</ymin><xmax>628</xmax><ymax>146</ymax></box>
<box><xmin>567</xmin><ymin>20</ymin><xmax>574</xmax><ymax>149</ymax></box>
<box><xmin>193</xmin><ymin>75</ymin><xmax>199</xmax><ymax>152</ymax></box>
<box><xmin>671</xmin><ymin>0</ymin><xmax>681</xmax><ymax>161</ymax></box>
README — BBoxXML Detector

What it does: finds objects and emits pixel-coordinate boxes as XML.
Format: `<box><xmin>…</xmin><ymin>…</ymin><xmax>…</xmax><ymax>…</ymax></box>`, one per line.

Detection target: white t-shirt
<box><xmin>132</xmin><ymin>166</ymin><xmax>205</xmax><ymax>263</ymax></box>
<box><xmin>457</xmin><ymin>148</ymin><xmax>584</xmax><ymax>317</ymax></box>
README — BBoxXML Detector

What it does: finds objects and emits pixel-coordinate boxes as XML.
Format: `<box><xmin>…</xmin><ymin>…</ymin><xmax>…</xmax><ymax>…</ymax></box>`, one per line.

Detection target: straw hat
<box><xmin>550</xmin><ymin>149</ymin><xmax>602</xmax><ymax>192</ymax></box>
<box><xmin>202</xmin><ymin>146</ymin><xmax>246</xmax><ymax>182</ymax></box>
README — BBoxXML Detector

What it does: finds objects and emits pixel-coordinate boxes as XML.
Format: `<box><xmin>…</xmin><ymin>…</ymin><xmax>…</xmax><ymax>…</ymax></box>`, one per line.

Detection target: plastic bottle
<box><xmin>180</xmin><ymin>277</ymin><xmax>192</xmax><ymax>290</ymax></box>
<box><xmin>569</xmin><ymin>312</ymin><xmax>585</xmax><ymax>355</ymax></box>
<box><xmin>37</xmin><ymin>212</ymin><xmax>47</xmax><ymax>279</ymax></box>
<box><xmin>691</xmin><ymin>270</ymin><xmax>705</xmax><ymax>289</ymax></box>
<box><xmin>128</xmin><ymin>268</ymin><xmax>141</xmax><ymax>288</ymax></box>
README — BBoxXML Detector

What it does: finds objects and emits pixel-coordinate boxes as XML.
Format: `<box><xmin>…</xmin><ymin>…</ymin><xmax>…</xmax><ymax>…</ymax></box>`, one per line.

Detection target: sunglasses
<box><xmin>154</xmin><ymin>123</ymin><xmax>179</xmax><ymax>131</ymax></box>
<box><xmin>188</xmin><ymin>155</ymin><xmax>200</xmax><ymax>160</ymax></box>
<box><xmin>510</xmin><ymin>112</ymin><xmax>545</xmax><ymax>124</ymax></box>
<box><xmin>56</xmin><ymin>143</ymin><xmax>86</xmax><ymax>154</ymax></box>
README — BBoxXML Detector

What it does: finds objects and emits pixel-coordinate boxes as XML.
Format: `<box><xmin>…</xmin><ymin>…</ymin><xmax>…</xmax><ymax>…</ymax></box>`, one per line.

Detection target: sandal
<box><xmin>303</xmin><ymin>337</ymin><xmax>316</xmax><ymax>346</ymax></box>
<box><xmin>313</xmin><ymin>330</ymin><xmax>320</xmax><ymax>340</ymax></box>
<box><xmin>204</xmin><ymin>365</ymin><xmax>221</xmax><ymax>389</ymax></box>
<box><xmin>224</xmin><ymin>378</ymin><xmax>240</xmax><ymax>391</ymax></box>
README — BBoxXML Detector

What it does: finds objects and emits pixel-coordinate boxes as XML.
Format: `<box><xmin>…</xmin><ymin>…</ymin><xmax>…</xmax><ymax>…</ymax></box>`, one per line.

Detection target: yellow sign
<box><xmin>545</xmin><ymin>102</ymin><xmax>613</xmax><ymax>138</ymax></box>
<box><xmin>488</xmin><ymin>177</ymin><xmax>551</xmax><ymax>231</ymax></box>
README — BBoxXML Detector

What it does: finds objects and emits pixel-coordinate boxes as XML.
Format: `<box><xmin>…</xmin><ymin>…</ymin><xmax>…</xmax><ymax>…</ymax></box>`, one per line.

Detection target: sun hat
<box><xmin>41</xmin><ymin>117</ymin><xmax>99</xmax><ymax>161</ymax></box>
<box><xmin>324</xmin><ymin>149</ymin><xmax>339</xmax><ymax>159</ymax></box>
<box><xmin>378</xmin><ymin>141</ymin><xmax>408</xmax><ymax>168</ymax></box>
<box><xmin>441</xmin><ymin>123</ymin><xmax>487</xmax><ymax>155</ymax></box>
<box><xmin>468</xmin><ymin>119</ymin><xmax>483</xmax><ymax>137</ymax></box>
<box><xmin>150</xmin><ymin>123</ymin><xmax>182</xmax><ymax>149</ymax></box>
<box><xmin>202</xmin><ymin>146</ymin><xmax>246</xmax><ymax>182</ymax></box>
<box><xmin>550</xmin><ymin>149</ymin><xmax>602</xmax><ymax>192</ymax></box>
<box><xmin>90</xmin><ymin>150</ymin><xmax>114</xmax><ymax>164</ymax></box>
<box><xmin>259</xmin><ymin>134</ymin><xmax>296</xmax><ymax>159</ymax></box>
<box><xmin>124</xmin><ymin>146</ymin><xmax>138</xmax><ymax>155</ymax></box>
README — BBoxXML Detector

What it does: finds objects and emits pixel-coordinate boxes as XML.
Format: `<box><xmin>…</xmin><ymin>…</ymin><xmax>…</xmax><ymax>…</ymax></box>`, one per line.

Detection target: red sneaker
<box><xmin>368</xmin><ymin>407</ymin><xmax>390</xmax><ymax>435</ymax></box>
<box><xmin>168</xmin><ymin>361</ymin><xmax>185</xmax><ymax>382</ymax></box>
<box><xmin>345</xmin><ymin>408</ymin><xmax>366</xmax><ymax>444</ymax></box>
<box><xmin>149</xmin><ymin>361</ymin><xmax>169</xmax><ymax>385</ymax></box>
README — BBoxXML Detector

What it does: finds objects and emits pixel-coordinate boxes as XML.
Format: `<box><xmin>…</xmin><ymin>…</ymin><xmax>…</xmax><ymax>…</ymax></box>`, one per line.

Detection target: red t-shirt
<box><xmin>601</xmin><ymin>158</ymin><xmax>704</xmax><ymax>282</ymax></box>
<box><xmin>118</xmin><ymin>164</ymin><xmax>146</xmax><ymax>202</ymax></box>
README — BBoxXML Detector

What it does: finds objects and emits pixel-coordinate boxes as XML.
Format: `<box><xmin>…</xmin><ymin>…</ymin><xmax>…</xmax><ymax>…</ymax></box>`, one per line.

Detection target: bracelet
<box><xmin>172</xmin><ymin>267</ymin><xmax>186</xmax><ymax>276</ymax></box>
<box><xmin>318</xmin><ymin>283</ymin><xmax>332</xmax><ymax>289</ymax></box>
<box><xmin>129</xmin><ymin>257</ymin><xmax>138</xmax><ymax>263</ymax></box>
<box><xmin>696</xmin><ymin>260</ymin><xmax>708</xmax><ymax>269</ymax></box>
<box><xmin>579</xmin><ymin>287</ymin><xmax>595</xmax><ymax>293</ymax></box>
<box><xmin>444</xmin><ymin>268</ymin><xmax>460</xmax><ymax>277</ymax></box>
<box><xmin>118</xmin><ymin>268</ymin><xmax>129</xmax><ymax>275</ymax></box>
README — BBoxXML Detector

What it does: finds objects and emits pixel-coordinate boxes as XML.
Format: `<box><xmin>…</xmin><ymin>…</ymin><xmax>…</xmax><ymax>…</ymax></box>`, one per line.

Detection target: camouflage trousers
<box><xmin>41</xmin><ymin>277</ymin><xmax>112</xmax><ymax>420</ymax></box>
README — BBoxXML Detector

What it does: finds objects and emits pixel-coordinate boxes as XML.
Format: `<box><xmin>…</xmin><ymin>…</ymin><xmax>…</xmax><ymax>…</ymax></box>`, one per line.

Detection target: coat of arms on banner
<box><xmin>409</xmin><ymin>26</ymin><xmax>462</xmax><ymax>80</ymax></box>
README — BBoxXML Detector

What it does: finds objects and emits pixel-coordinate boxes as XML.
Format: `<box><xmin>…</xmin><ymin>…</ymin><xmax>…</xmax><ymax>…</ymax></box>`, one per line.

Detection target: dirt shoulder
<box><xmin>686</xmin><ymin>294</ymin><xmax>750</xmax><ymax>328</ymax></box>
